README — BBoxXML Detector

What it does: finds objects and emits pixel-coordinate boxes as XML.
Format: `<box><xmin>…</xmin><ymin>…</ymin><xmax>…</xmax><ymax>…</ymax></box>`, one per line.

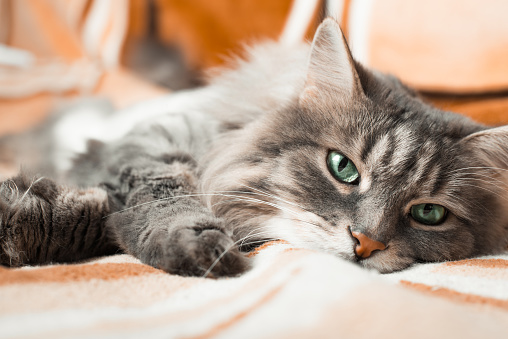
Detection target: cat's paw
<box><xmin>147</xmin><ymin>220</ymin><xmax>249</xmax><ymax>278</ymax></box>
<box><xmin>0</xmin><ymin>174</ymin><xmax>59</xmax><ymax>266</ymax></box>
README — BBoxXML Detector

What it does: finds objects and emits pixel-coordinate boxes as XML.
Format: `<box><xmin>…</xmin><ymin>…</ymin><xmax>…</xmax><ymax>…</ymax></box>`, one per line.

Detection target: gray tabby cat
<box><xmin>1</xmin><ymin>19</ymin><xmax>507</xmax><ymax>276</ymax></box>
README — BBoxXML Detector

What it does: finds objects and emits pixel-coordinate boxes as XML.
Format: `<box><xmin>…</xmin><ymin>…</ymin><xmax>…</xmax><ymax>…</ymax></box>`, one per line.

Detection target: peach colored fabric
<box><xmin>0</xmin><ymin>0</ymin><xmax>167</xmax><ymax>136</ymax></box>
<box><xmin>364</xmin><ymin>0</ymin><xmax>508</xmax><ymax>93</ymax></box>
<box><xmin>1</xmin><ymin>0</ymin><xmax>320</xmax><ymax>136</ymax></box>
<box><xmin>152</xmin><ymin>0</ymin><xmax>323</xmax><ymax>70</ymax></box>
<box><xmin>154</xmin><ymin>0</ymin><xmax>293</xmax><ymax>70</ymax></box>
<box><xmin>425</xmin><ymin>94</ymin><xmax>508</xmax><ymax>126</ymax></box>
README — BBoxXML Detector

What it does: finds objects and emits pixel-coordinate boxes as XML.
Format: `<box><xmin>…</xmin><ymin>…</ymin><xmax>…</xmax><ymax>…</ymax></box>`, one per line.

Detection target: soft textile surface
<box><xmin>352</xmin><ymin>0</ymin><xmax>508</xmax><ymax>93</ymax></box>
<box><xmin>1</xmin><ymin>242</ymin><xmax>507</xmax><ymax>339</ymax></box>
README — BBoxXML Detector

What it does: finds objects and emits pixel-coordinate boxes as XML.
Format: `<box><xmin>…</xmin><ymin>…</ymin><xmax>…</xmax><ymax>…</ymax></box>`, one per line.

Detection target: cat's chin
<box><xmin>261</xmin><ymin>213</ymin><xmax>417</xmax><ymax>273</ymax></box>
<box><xmin>356</xmin><ymin>251</ymin><xmax>415</xmax><ymax>273</ymax></box>
<box><xmin>262</xmin><ymin>213</ymin><xmax>358</xmax><ymax>263</ymax></box>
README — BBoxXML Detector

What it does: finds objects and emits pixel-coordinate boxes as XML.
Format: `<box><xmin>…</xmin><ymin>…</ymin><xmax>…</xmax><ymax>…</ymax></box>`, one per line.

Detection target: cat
<box><xmin>1</xmin><ymin>19</ymin><xmax>507</xmax><ymax>276</ymax></box>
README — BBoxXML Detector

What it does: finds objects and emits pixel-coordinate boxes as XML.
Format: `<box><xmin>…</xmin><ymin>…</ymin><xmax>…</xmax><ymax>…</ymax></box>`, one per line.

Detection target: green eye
<box><xmin>410</xmin><ymin>203</ymin><xmax>447</xmax><ymax>225</ymax></box>
<box><xmin>327</xmin><ymin>151</ymin><xmax>359</xmax><ymax>184</ymax></box>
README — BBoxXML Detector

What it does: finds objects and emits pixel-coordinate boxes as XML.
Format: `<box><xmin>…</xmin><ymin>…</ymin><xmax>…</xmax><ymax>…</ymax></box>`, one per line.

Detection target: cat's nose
<box><xmin>351</xmin><ymin>231</ymin><xmax>386</xmax><ymax>259</ymax></box>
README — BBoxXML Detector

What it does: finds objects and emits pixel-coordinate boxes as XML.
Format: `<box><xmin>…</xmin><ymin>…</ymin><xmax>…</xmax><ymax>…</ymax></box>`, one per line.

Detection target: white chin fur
<box><xmin>262</xmin><ymin>211</ymin><xmax>357</xmax><ymax>262</ymax></box>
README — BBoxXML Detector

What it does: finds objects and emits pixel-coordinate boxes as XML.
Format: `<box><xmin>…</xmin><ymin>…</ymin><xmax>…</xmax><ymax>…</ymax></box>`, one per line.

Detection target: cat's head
<box><xmin>202</xmin><ymin>19</ymin><xmax>508</xmax><ymax>272</ymax></box>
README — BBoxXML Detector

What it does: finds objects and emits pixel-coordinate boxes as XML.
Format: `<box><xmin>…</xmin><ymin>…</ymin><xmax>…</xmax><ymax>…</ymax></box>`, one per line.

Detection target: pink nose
<box><xmin>351</xmin><ymin>231</ymin><xmax>386</xmax><ymax>258</ymax></box>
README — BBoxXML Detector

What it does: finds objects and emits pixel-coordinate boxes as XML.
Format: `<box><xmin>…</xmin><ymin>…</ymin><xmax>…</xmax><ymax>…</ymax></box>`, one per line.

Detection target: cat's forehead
<box><xmin>321</xmin><ymin>98</ymin><xmax>476</xmax><ymax>190</ymax></box>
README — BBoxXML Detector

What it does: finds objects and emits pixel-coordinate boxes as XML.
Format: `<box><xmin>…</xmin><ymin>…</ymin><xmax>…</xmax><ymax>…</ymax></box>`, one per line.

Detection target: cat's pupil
<box><xmin>423</xmin><ymin>204</ymin><xmax>433</xmax><ymax>215</ymax></box>
<box><xmin>337</xmin><ymin>158</ymin><xmax>348</xmax><ymax>171</ymax></box>
<box><xmin>326</xmin><ymin>151</ymin><xmax>360</xmax><ymax>184</ymax></box>
<box><xmin>410</xmin><ymin>203</ymin><xmax>447</xmax><ymax>225</ymax></box>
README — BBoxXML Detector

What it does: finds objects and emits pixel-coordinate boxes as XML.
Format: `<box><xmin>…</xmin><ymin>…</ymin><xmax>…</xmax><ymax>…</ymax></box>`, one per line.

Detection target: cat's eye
<box><xmin>327</xmin><ymin>151</ymin><xmax>359</xmax><ymax>184</ymax></box>
<box><xmin>410</xmin><ymin>203</ymin><xmax>447</xmax><ymax>225</ymax></box>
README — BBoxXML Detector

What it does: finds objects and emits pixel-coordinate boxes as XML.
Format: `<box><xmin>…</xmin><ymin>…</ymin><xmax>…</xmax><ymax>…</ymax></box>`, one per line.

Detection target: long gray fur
<box><xmin>1</xmin><ymin>19</ymin><xmax>507</xmax><ymax>276</ymax></box>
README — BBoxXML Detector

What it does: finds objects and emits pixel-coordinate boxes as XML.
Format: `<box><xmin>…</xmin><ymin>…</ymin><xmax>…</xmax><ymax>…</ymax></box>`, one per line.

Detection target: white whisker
<box><xmin>450</xmin><ymin>166</ymin><xmax>508</xmax><ymax>175</ymax></box>
<box><xmin>201</xmin><ymin>230</ymin><xmax>274</xmax><ymax>278</ymax></box>
<box><xmin>241</xmin><ymin>184</ymin><xmax>310</xmax><ymax>212</ymax></box>
<box><xmin>103</xmin><ymin>191</ymin><xmax>259</xmax><ymax>218</ymax></box>
<box><xmin>453</xmin><ymin>172</ymin><xmax>506</xmax><ymax>186</ymax></box>
<box><xmin>18</xmin><ymin>177</ymin><xmax>45</xmax><ymax>204</ymax></box>
<box><xmin>450</xmin><ymin>182</ymin><xmax>508</xmax><ymax>203</ymax></box>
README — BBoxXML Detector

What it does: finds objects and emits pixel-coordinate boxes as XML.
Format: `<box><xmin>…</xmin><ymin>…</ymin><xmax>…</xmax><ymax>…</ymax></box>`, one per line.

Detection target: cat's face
<box><xmin>253</xmin><ymin>96</ymin><xmax>508</xmax><ymax>272</ymax></box>
<box><xmin>202</xmin><ymin>19</ymin><xmax>508</xmax><ymax>272</ymax></box>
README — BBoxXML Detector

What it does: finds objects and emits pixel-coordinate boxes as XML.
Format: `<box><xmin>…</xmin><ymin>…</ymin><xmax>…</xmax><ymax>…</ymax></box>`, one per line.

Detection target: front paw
<box><xmin>146</xmin><ymin>220</ymin><xmax>249</xmax><ymax>278</ymax></box>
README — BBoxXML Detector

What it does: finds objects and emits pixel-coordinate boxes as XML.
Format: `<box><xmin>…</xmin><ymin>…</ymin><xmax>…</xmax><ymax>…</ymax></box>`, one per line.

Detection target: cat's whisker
<box><xmin>201</xmin><ymin>231</ymin><xmax>280</xmax><ymax>278</ymax></box>
<box><xmin>444</xmin><ymin>191</ymin><xmax>493</xmax><ymax>222</ymax></box>
<box><xmin>11</xmin><ymin>180</ymin><xmax>20</xmax><ymax>200</ymax></box>
<box><xmin>103</xmin><ymin>191</ymin><xmax>262</xmax><ymax>218</ymax></box>
<box><xmin>236</xmin><ymin>238</ymin><xmax>281</xmax><ymax>249</ymax></box>
<box><xmin>454</xmin><ymin>172</ymin><xmax>507</xmax><ymax>186</ymax></box>
<box><xmin>208</xmin><ymin>193</ymin><xmax>303</xmax><ymax>218</ymax></box>
<box><xmin>2</xmin><ymin>179</ymin><xmax>20</xmax><ymax>201</ymax></box>
<box><xmin>273</xmin><ymin>216</ymin><xmax>323</xmax><ymax>229</ymax></box>
<box><xmin>211</xmin><ymin>195</ymin><xmax>306</xmax><ymax>220</ymax></box>
<box><xmin>454</xmin><ymin>177</ymin><xmax>507</xmax><ymax>190</ymax></box>
<box><xmin>240</xmin><ymin>184</ymin><xmax>311</xmax><ymax>213</ymax></box>
<box><xmin>453</xmin><ymin>174</ymin><xmax>507</xmax><ymax>189</ymax></box>
<box><xmin>236</xmin><ymin>226</ymin><xmax>276</xmax><ymax>248</ymax></box>
<box><xmin>18</xmin><ymin>176</ymin><xmax>44</xmax><ymax>204</ymax></box>
<box><xmin>450</xmin><ymin>166</ymin><xmax>508</xmax><ymax>175</ymax></box>
<box><xmin>450</xmin><ymin>182</ymin><xmax>508</xmax><ymax>204</ymax></box>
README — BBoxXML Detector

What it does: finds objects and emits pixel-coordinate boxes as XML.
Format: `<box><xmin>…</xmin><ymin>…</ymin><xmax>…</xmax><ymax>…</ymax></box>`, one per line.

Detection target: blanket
<box><xmin>1</xmin><ymin>241</ymin><xmax>507</xmax><ymax>338</ymax></box>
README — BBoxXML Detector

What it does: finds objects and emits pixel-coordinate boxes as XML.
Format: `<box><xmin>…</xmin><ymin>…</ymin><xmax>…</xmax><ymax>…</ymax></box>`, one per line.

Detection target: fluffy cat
<box><xmin>1</xmin><ymin>19</ymin><xmax>507</xmax><ymax>276</ymax></box>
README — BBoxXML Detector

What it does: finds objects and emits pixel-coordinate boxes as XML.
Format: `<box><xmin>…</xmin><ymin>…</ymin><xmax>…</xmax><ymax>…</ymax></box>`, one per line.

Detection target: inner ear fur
<box><xmin>300</xmin><ymin>18</ymin><xmax>364</xmax><ymax>105</ymax></box>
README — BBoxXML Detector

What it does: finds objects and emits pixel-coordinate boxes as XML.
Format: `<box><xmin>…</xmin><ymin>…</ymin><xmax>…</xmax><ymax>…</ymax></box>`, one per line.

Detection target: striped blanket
<box><xmin>1</xmin><ymin>241</ymin><xmax>507</xmax><ymax>338</ymax></box>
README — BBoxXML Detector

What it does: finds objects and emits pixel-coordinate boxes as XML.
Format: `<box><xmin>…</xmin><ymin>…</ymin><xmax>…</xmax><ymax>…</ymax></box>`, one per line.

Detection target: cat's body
<box><xmin>1</xmin><ymin>19</ymin><xmax>507</xmax><ymax>276</ymax></box>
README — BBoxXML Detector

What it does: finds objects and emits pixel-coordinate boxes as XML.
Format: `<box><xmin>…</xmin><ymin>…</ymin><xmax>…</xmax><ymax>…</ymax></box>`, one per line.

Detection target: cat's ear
<box><xmin>300</xmin><ymin>18</ymin><xmax>364</xmax><ymax>105</ymax></box>
<box><xmin>461</xmin><ymin>126</ymin><xmax>508</xmax><ymax>169</ymax></box>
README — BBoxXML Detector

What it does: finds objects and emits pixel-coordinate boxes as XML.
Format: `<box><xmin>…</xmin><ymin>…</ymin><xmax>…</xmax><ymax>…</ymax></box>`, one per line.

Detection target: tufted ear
<box><xmin>300</xmin><ymin>18</ymin><xmax>364</xmax><ymax>105</ymax></box>
<box><xmin>461</xmin><ymin>125</ymin><xmax>508</xmax><ymax>171</ymax></box>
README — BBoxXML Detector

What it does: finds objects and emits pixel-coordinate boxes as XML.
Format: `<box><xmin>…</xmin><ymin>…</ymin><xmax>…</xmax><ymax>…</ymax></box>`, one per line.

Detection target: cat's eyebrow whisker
<box><xmin>453</xmin><ymin>172</ymin><xmax>507</xmax><ymax>187</ymax></box>
<box><xmin>450</xmin><ymin>182</ymin><xmax>508</xmax><ymax>204</ymax></box>
<box><xmin>450</xmin><ymin>166</ymin><xmax>508</xmax><ymax>175</ymax></box>
<box><xmin>454</xmin><ymin>176</ymin><xmax>507</xmax><ymax>189</ymax></box>
<box><xmin>444</xmin><ymin>191</ymin><xmax>492</xmax><ymax>221</ymax></box>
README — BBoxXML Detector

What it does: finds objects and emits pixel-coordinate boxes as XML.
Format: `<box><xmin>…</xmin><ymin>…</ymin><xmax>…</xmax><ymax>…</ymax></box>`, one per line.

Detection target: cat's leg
<box><xmin>103</xmin><ymin>157</ymin><xmax>249</xmax><ymax>277</ymax></box>
<box><xmin>0</xmin><ymin>173</ymin><xmax>118</xmax><ymax>266</ymax></box>
<box><xmin>64</xmin><ymin>113</ymin><xmax>250</xmax><ymax>277</ymax></box>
